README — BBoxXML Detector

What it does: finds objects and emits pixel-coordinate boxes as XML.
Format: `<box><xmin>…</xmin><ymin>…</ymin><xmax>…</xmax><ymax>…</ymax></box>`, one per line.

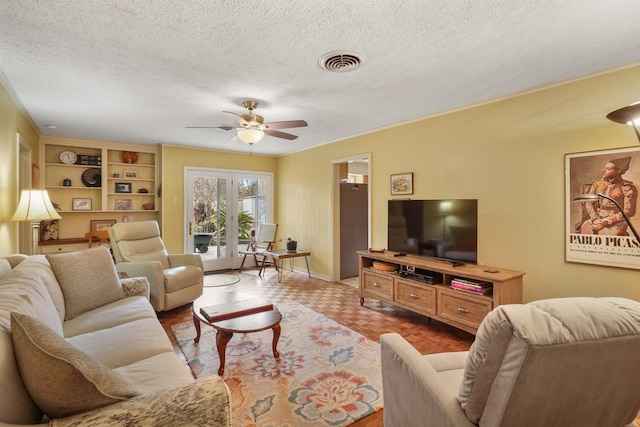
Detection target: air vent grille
<box><xmin>319</xmin><ymin>51</ymin><xmax>364</xmax><ymax>72</ymax></box>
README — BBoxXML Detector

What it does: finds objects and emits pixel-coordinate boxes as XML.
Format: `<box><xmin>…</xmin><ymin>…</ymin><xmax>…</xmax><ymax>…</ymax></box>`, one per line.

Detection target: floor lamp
<box><xmin>11</xmin><ymin>189</ymin><xmax>62</xmax><ymax>255</ymax></box>
<box><xmin>606</xmin><ymin>103</ymin><xmax>640</xmax><ymax>144</ymax></box>
<box><xmin>573</xmin><ymin>193</ymin><xmax>640</xmax><ymax>243</ymax></box>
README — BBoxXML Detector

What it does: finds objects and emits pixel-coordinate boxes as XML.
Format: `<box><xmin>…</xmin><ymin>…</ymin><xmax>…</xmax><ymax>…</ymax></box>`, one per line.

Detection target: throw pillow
<box><xmin>10</xmin><ymin>312</ymin><xmax>139</xmax><ymax>418</ymax></box>
<box><xmin>47</xmin><ymin>246</ymin><xmax>123</xmax><ymax>320</ymax></box>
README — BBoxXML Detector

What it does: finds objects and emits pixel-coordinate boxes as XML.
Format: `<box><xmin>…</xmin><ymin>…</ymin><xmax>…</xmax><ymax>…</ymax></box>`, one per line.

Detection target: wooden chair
<box><xmin>238</xmin><ymin>223</ymin><xmax>278</xmax><ymax>273</ymax></box>
<box><xmin>84</xmin><ymin>230</ymin><xmax>110</xmax><ymax>248</ymax></box>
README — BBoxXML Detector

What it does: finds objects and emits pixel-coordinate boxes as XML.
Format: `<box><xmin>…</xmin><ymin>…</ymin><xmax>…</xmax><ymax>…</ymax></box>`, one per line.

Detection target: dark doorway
<box><xmin>340</xmin><ymin>182</ymin><xmax>368</xmax><ymax>279</ymax></box>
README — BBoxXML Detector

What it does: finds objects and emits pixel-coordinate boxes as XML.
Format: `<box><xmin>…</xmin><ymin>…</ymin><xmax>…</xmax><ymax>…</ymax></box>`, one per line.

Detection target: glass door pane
<box><xmin>186</xmin><ymin>168</ymin><xmax>273</xmax><ymax>272</ymax></box>
<box><xmin>187</xmin><ymin>169</ymin><xmax>235</xmax><ymax>271</ymax></box>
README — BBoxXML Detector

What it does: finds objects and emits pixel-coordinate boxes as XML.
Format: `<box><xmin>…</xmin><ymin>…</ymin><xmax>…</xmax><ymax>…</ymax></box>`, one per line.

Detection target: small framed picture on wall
<box><xmin>390</xmin><ymin>172</ymin><xmax>413</xmax><ymax>195</ymax></box>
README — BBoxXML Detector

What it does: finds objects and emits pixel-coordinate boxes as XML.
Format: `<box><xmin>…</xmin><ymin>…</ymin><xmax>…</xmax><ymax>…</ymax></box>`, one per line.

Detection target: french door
<box><xmin>185</xmin><ymin>168</ymin><xmax>273</xmax><ymax>272</ymax></box>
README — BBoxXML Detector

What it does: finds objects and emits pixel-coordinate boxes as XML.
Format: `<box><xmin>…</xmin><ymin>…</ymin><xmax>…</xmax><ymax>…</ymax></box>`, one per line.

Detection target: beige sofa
<box><xmin>0</xmin><ymin>246</ymin><xmax>230</xmax><ymax>426</ymax></box>
<box><xmin>381</xmin><ymin>297</ymin><xmax>640</xmax><ymax>427</ymax></box>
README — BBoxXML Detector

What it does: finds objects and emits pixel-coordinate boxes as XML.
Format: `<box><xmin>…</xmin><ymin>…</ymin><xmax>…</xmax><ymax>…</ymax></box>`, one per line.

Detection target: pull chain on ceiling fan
<box><xmin>187</xmin><ymin>100</ymin><xmax>308</xmax><ymax>146</ymax></box>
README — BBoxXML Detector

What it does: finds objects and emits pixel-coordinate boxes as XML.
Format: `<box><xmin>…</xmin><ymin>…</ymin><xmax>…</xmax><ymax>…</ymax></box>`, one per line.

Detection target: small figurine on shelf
<box><xmin>62</xmin><ymin>178</ymin><xmax>71</xmax><ymax>187</ymax></box>
<box><xmin>286</xmin><ymin>237</ymin><xmax>297</xmax><ymax>252</ymax></box>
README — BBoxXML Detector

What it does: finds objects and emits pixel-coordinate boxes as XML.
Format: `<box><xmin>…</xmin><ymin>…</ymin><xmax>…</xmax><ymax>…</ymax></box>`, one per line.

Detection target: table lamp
<box><xmin>11</xmin><ymin>189</ymin><xmax>62</xmax><ymax>255</ymax></box>
<box><xmin>573</xmin><ymin>192</ymin><xmax>640</xmax><ymax>242</ymax></box>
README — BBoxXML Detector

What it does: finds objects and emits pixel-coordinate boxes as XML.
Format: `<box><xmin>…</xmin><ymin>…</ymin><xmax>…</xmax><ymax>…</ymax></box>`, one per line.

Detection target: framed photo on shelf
<box><xmin>72</xmin><ymin>198</ymin><xmax>92</xmax><ymax>211</ymax></box>
<box><xmin>115</xmin><ymin>199</ymin><xmax>133</xmax><ymax>210</ymax></box>
<box><xmin>115</xmin><ymin>182</ymin><xmax>132</xmax><ymax>193</ymax></box>
<box><xmin>90</xmin><ymin>219</ymin><xmax>116</xmax><ymax>232</ymax></box>
<box><xmin>124</xmin><ymin>169</ymin><xmax>138</xmax><ymax>178</ymax></box>
<box><xmin>40</xmin><ymin>219</ymin><xmax>59</xmax><ymax>241</ymax></box>
<box><xmin>390</xmin><ymin>172</ymin><xmax>413</xmax><ymax>195</ymax></box>
<box><xmin>565</xmin><ymin>146</ymin><xmax>640</xmax><ymax>269</ymax></box>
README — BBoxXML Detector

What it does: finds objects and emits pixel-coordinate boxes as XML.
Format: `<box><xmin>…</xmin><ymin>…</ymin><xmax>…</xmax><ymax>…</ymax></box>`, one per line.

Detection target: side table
<box><xmin>262</xmin><ymin>249</ymin><xmax>311</xmax><ymax>282</ymax></box>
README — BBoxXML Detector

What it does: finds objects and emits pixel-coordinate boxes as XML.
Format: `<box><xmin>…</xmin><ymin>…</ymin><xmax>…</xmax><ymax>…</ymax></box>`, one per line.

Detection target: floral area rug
<box><xmin>171</xmin><ymin>302</ymin><xmax>383</xmax><ymax>427</ymax></box>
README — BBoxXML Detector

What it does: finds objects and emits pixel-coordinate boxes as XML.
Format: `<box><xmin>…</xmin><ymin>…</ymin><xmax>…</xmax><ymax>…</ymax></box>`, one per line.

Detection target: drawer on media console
<box><xmin>395</xmin><ymin>279</ymin><xmax>436</xmax><ymax>315</ymax></box>
<box><xmin>437</xmin><ymin>288</ymin><xmax>492</xmax><ymax>329</ymax></box>
<box><xmin>362</xmin><ymin>270</ymin><xmax>393</xmax><ymax>298</ymax></box>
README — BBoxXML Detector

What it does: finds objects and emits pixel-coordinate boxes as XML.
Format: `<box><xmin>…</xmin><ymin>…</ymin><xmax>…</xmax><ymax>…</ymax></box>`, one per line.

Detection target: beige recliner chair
<box><xmin>108</xmin><ymin>220</ymin><xmax>203</xmax><ymax>312</ymax></box>
<box><xmin>381</xmin><ymin>297</ymin><xmax>640</xmax><ymax>427</ymax></box>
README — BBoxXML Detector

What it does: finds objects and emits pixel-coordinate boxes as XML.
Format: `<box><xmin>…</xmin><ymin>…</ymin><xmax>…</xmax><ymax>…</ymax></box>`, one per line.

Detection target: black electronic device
<box><xmin>399</xmin><ymin>265</ymin><xmax>443</xmax><ymax>285</ymax></box>
<box><xmin>388</xmin><ymin>199</ymin><xmax>478</xmax><ymax>264</ymax></box>
<box><xmin>394</xmin><ymin>252</ymin><xmax>407</xmax><ymax>257</ymax></box>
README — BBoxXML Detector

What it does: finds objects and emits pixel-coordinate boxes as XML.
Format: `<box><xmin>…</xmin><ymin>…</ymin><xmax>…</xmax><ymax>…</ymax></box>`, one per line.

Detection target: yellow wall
<box><xmin>3</xmin><ymin>63</ymin><xmax>640</xmax><ymax>304</ymax></box>
<box><xmin>0</xmin><ymin>83</ymin><xmax>39</xmax><ymax>254</ymax></box>
<box><xmin>277</xmin><ymin>63</ymin><xmax>640</xmax><ymax>303</ymax></box>
<box><xmin>159</xmin><ymin>144</ymin><xmax>277</xmax><ymax>253</ymax></box>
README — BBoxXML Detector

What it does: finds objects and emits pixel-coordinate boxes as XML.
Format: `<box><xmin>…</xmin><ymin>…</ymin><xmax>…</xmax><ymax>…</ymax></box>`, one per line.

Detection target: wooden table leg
<box><xmin>193</xmin><ymin>314</ymin><xmax>202</xmax><ymax>343</ymax></box>
<box><xmin>271</xmin><ymin>323</ymin><xmax>281</xmax><ymax>358</ymax></box>
<box><xmin>216</xmin><ymin>329</ymin><xmax>233</xmax><ymax>376</ymax></box>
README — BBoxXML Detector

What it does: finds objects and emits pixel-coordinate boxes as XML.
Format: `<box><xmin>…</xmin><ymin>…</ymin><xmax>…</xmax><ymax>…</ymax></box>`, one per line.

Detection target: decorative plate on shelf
<box><xmin>81</xmin><ymin>168</ymin><xmax>101</xmax><ymax>187</ymax></box>
<box><xmin>121</xmin><ymin>151</ymin><xmax>138</xmax><ymax>164</ymax></box>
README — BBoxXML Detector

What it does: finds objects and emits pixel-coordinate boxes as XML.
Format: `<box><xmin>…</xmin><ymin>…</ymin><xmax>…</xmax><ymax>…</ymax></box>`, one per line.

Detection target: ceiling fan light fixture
<box><xmin>237</xmin><ymin>128</ymin><xmax>265</xmax><ymax>145</ymax></box>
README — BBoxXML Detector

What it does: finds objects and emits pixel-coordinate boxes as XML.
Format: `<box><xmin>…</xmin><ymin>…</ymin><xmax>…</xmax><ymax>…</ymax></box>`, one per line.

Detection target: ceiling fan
<box><xmin>187</xmin><ymin>101</ymin><xmax>308</xmax><ymax>145</ymax></box>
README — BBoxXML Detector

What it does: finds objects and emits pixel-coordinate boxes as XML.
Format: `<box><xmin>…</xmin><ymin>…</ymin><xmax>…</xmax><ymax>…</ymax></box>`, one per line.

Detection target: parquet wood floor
<box><xmin>157</xmin><ymin>267</ymin><xmax>473</xmax><ymax>426</ymax></box>
<box><xmin>157</xmin><ymin>267</ymin><xmax>640</xmax><ymax>426</ymax></box>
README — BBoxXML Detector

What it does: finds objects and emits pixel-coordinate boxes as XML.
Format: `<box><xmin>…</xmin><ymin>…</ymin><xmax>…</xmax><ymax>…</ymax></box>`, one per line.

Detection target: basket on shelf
<box><xmin>372</xmin><ymin>261</ymin><xmax>397</xmax><ymax>272</ymax></box>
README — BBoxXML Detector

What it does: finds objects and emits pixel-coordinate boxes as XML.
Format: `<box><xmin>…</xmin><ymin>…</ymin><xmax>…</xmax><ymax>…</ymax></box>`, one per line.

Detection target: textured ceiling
<box><xmin>2</xmin><ymin>1</ymin><xmax>640</xmax><ymax>156</ymax></box>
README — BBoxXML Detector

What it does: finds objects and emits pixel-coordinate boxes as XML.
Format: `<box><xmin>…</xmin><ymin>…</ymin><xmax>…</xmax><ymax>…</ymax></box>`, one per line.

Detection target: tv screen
<box><xmin>388</xmin><ymin>199</ymin><xmax>478</xmax><ymax>264</ymax></box>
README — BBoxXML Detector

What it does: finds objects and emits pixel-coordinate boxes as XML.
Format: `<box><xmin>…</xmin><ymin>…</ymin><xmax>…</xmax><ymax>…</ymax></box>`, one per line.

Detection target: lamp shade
<box><xmin>237</xmin><ymin>128</ymin><xmax>265</xmax><ymax>145</ymax></box>
<box><xmin>606</xmin><ymin>103</ymin><xmax>640</xmax><ymax>144</ymax></box>
<box><xmin>11</xmin><ymin>190</ymin><xmax>62</xmax><ymax>222</ymax></box>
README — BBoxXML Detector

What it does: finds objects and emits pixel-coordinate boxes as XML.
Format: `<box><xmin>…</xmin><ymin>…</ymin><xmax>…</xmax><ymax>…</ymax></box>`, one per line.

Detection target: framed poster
<box><xmin>390</xmin><ymin>173</ymin><xmax>413</xmax><ymax>195</ymax></box>
<box><xmin>565</xmin><ymin>146</ymin><xmax>640</xmax><ymax>269</ymax></box>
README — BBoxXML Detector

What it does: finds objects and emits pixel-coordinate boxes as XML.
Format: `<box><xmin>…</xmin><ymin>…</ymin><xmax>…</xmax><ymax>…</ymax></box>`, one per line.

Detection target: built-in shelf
<box><xmin>40</xmin><ymin>137</ymin><xmax>160</xmax><ymax>240</ymax></box>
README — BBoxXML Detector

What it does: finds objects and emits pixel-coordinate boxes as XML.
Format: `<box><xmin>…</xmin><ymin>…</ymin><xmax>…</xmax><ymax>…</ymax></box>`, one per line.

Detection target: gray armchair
<box><xmin>108</xmin><ymin>220</ymin><xmax>203</xmax><ymax>312</ymax></box>
<box><xmin>381</xmin><ymin>297</ymin><xmax>640</xmax><ymax>427</ymax></box>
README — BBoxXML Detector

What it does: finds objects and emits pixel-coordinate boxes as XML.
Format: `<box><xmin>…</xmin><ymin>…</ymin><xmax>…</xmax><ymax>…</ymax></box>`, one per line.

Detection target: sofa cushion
<box><xmin>17</xmin><ymin>256</ymin><xmax>66</xmax><ymax>322</ymax></box>
<box><xmin>63</xmin><ymin>295</ymin><xmax>156</xmax><ymax>338</ymax></box>
<box><xmin>47</xmin><ymin>246</ymin><xmax>123</xmax><ymax>320</ymax></box>
<box><xmin>11</xmin><ymin>312</ymin><xmax>139</xmax><ymax>418</ymax></box>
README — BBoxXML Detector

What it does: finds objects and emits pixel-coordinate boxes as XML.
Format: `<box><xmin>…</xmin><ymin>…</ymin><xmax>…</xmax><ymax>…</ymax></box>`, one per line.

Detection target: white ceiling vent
<box><xmin>319</xmin><ymin>50</ymin><xmax>364</xmax><ymax>72</ymax></box>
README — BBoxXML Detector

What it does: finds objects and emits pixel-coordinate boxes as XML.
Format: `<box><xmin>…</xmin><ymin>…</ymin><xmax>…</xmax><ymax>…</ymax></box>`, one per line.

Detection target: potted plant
<box><xmin>286</xmin><ymin>237</ymin><xmax>297</xmax><ymax>252</ymax></box>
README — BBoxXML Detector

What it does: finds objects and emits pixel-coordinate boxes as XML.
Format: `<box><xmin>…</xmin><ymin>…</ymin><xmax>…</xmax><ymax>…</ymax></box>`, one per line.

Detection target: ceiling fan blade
<box><xmin>186</xmin><ymin>125</ymin><xmax>234</xmax><ymax>131</ymax></box>
<box><xmin>264</xmin><ymin>128</ymin><xmax>298</xmax><ymax>140</ymax></box>
<box><xmin>229</xmin><ymin>133</ymin><xmax>240</xmax><ymax>142</ymax></box>
<box><xmin>265</xmin><ymin>120</ymin><xmax>308</xmax><ymax>130</ymax></box>
<box><xmin>224</xmin><ymin>111</ymin><xmax>250</xmax><ymax>126</ymax></box>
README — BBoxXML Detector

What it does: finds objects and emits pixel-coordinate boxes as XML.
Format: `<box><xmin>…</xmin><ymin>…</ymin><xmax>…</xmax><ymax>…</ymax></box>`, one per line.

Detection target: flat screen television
<box><xmin>388</xmin><ymin>199</ymin><xmax>478</xmax><ymax>264</ymax></box>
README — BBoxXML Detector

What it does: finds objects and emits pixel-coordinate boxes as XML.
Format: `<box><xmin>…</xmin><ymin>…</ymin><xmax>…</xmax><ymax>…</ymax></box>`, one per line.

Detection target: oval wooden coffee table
<box><xmin>192</xmin><ymin>291</ymin><xmax>282</xmax><ymax>376</ymax></box>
